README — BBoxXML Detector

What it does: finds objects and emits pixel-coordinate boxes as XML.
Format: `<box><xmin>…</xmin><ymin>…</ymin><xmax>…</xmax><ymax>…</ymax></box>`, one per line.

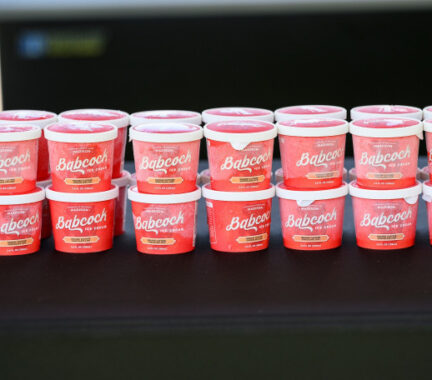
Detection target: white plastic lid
<box><xmin>277</xmin><ymin>118</ymin><xmax>348</xmax><ymax>137</ymax></box>
<box><xmin>0</xmin><ymin>187</ymin><xmax>45</xmax><ymax>205</ymax></box>
<box><xmin>349</xmin><ymin>181</ymin><xmax>422</xmax><ymax>200</ymax></box>
<box><xmin>421</xmin><ymin>119</ymin><xmax>432</xmax><ymax>132</ymax></box>
<box><xmin>129</xmin><ymin>123</ymin><xmax>203</xmax><ymax>143</ymax></box>
<box><xmin>130</xmin><ymin>110</ymin><xmax>201</xmax><ymax>126</ymax></box>
<box><xmin>0</xmin><ymin>110</ymin><xmax>57</xmax><ymax>129</ymax></box>
<box><xmin>59</xmin><ymin>109</ymin><xmax>129</xmax><ymax>128</ymax></box>
<box><xmin>130</xmin><ymin>173</ymin><xmax>137</xmax><ymax>186</ymax></box>
<box><xmin>275</xmin><ymin>105</ymin><xmax>347</xmax><ymax>121</ymax></box>
<box><xmin>0</xmin><ymin>124</ymin><xmax>42</xmax><ymax>141</ymax></box>
<box><xmin>351</xmin><ymin>105</ymin><xmax>423</xmax><ymax>121</ymax></box>
<box><xmin>45</xmin><ymin>122</ymin><xmax>118</xmax><ymax>143</ymax></box>
<box><xmin>423</xmin><ymin>106</ymin><xmax>432</xmax><ymax>120</ymax></box>
<box><xmin>422</xmin><ymin>181</ymin><xmax>432</xmax><ymax>203</ymax></box>
<box><xmin>350</xmin><ymin>118</ymin><xmax>423</xmax><ymax>138</ymax></box>
<box><xmin>112</xmin><ymin>170</ymin><xmax>131</xmax><ymax>187</ymax></box>
<box><xmin>202</xmin><ymin>107</ymin><xmax>274</xmax><ymax>123</ymax></box>
<box><xmin>202</xmin><ymin>184</ymin><xmax>275</xmax><ymax>201</ymax></box>
<box><xmin>128</xmin><ymin>185</ymin><xmax>201</xmax><ymax>204</ymax></box>
<box><xmin>37</xmin><ymin>178</ymin><xmax>52</xmax><ymax>188</ymax></box>
<box><xmin>276</xmin><ymin>182</ymin><xmax>348</xmax><ymax>201</ymax></box>
<box><xmin>46</xmin><ymin>185</ymin><xmax>119</xmax><ymax>203</ymax></box>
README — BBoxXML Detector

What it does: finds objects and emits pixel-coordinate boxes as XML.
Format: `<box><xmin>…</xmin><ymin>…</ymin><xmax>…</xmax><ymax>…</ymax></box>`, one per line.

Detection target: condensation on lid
<box><xmin>204</xmin><ymin>107</ymin><xmax>272</xmax><ymax>117</ymax></box>
<box><xmin>353</xmin><ymin>105</ymin><xmax>420</xmax><ymax>114</ymax></box>
<box><xmin>206</xmin><ymin>120</ymin><xmax>275</xmax><ymax>133</ymax></box>
<box><xmin>277</xmin><ymin>105</ymin><xmax>344</xmax><ymax>115</ymax></box>
<box><xmin>0</xmin><ymin>124</ymin><xmax>41</xmax><ymax>141</ymax></box>
<box><xmin>278</xmin><ymin>118</ymin><xmax>347</xmax><ymax>128</ymax></box>
<box><xmin>60</xmin><ymin>109</ymin><xmax>127</xmax><ymax>121</ymax></box>
<box><xmin>47</xmin><ymin>122</ymin><xmax>115</xmax><ymax>134</ymax></box>
<box><xmin>0</xmin><ymin>125</ymin><xmax>39</xmax><ymax>133</ymax></box>
<box><xmin>133</xmin><ymin>123</ymin><xmax>201</xmax><ymax>134</ymax></box>
<box><xmin>0</xmin><ymin>110</ymin><xmax>56</xmax><ymax>121</ymax></box>
<box><xmin>132</xmin><ymin>110</ymin><xmax>199</xmax><ymax>120</ymax></box>
<box><xmin>351</xmin><ymin>118</ymin><xmax>420</xmax><ymax>128</ymax></box>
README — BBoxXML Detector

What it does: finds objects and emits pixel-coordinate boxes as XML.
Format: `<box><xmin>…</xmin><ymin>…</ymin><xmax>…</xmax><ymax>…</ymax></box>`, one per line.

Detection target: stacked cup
<box><xmin>128</xmin><ymin>111</ymin><xmax>202</xmax><ymax>254</ymax></box>
<box><xmin>201</xmin><ymin>107</ymin><xmax>276</xmax><ymax>253</ymax></box>
<box><xmin>349</xmin><ymin>105</ymin><xmax>423</xmax><ymax>250</ymax></box>
<box><xmin>421</xmin><ymin>106</ymin><xmax>432</xmax><ymax>245</ymax></box>
<box><xmin>274</xmin><ymin>105</ymin><xmax>349</xmax><ymax>251</ymax></box>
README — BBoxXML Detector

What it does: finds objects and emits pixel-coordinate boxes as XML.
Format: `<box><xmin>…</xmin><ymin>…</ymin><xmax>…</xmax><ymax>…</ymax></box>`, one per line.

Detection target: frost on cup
<box><xmin>45</xmin><ymin>122</ymin><xmax>117</xmax><ymax>193</ymax></box>
<box><xmin>0</xmin><ymin>187</ymin><xmax>45</xmax><ymax>256</ymax></box>
<box><xmin>0</xmin><ymin>110</ymin><xmax>57</xmax><ymax>181</ymax></box>
<box><xmin>0</xmin><ymin>125</ymin><xmax>41</xmax><ymax>194</ymax></box>
<box><xmin>128</xmin><ymin>186</ymin><xmax>201</xmax><ymax>255</ymax></box>
<box><xmin>350</xmin><ymin>118</ymin><xmax>422</xmax><ymax>189</ymax></box>
<box><xmin>278</xmin><ymin>118</ymin><xmax>348</xmax><ymax>190</ymax></box>
<box><xmin>46</xmin><ymin>185</ymin><xmax>118</xmax><ymax>253</ymax></box>
<box><xmin>202</xmin><ymin>107</ymin><xmax>274</xmax><ymax>123</ymax></box>
<box><xmin>59</xmin><ymin>109</ymin><xmax>129</xmax><ymax>178</ymax></box>
<box><xmin>275</xmin><ymin>105</ymin><xmax>347</xmax><ymax>122</ymax></box>
<box><xmin>112</xmin><ymin>170</ymin><xmax>131</xmax><ymax>237</ymax></box>
<box><xmin>204</xmin><ymin>120</ymin><xmax>277</xmax><ymax>191</ymax></box>
<box><xmin>276</xmin><ymin>183</ymin><xmax>347</xmax><ymax>251</ymax></box>
<box><xmin>350</xmin><ymin>105</ymin><xmax>422</xmax><ymax>121</ymax></box>
<box><xmin>37</xmin><ymin>178</ymin><xmax>52</xmax><ymax>239</ymax></box>
<box><xmin>130</xmin><ymin>110</ymin><xmax>201</xmax><ymax>126</ymax></box>
<box><xmin>130</xmin><ymin>123</ymin><xmax>203</xmax><ymax>194</ymax></box>
<box><xmin>202</xmin><ymin>185</ymin><xmax>275</xmax><ymax>253</ymax></box>
<box><xmin>350</xmin><ymin>181</ymin><xmax>421</xmax><ymax>250</ymax></box>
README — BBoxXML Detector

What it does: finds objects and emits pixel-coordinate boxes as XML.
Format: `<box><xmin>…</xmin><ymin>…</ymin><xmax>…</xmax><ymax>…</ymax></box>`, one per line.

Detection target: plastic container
<box><xmin>130</xmin><ymin>110</ymin><xmax>201</xmax><ymax>126</ymax></box>
<box><xmin>350</xmin><ymin>181</ymin><xmax>421</xmax><ymax>250</ymax></box>
<box><xmin>423</xmin><ymin>106</ymin><xmax>432</xmax><ymax>120</ymax></box>
<box><xmin>202</xmin><ymin>185</ymin><xmax>275</xmax><ymax>252</ymax></box>
<box><xmin>275</xmin><ymin>105</ymin><xmax>346</xmax><ymax>122</ymax></box>
<box><xmin>0</xmin><ymin>110</ymin><xmax>57</xmax><ymax>181</ymax></box>
<box><xmin>128</xmin><ymin>186</ymin><xmax>201</xmax><ymax>255</ymax></box>
<box><xmin>112</xmin><ymin>170</ymin><xmax>130</xmax><ymax>237</ymax></box>
<box><xmin>45</xmin><ymin>122</ymin><xmax>117</xmax><ymax>193</ymax></box>
<box><xmin>276</xmin><ymin>182</ymin><xmax>347</xmax><ymax>251</ymax></box>
<box><xmin>423</xmin><ymin>120</ymin><xmax>432</xmax><ymax>182</ymax></box>
<box><xmin>422</xmin><ymin>181</ymin><xmax>432</xmax><ymax>245</ymax></box>
<box><xmin>37</xmin><ymin>178</ymin><xmax>52</xmax><ymax>239</ymax></box>
<box><xmin>202</xmin><ymin>107</ymin><xmax>273</xmax><ymax>123</ymax></box>
<box><xmin>204</xmin><ymin>120</ymin><xmax>277</xmax><ymax>191</ymax></box>
<box><xmin>0</xmin><ymin>125</ymin><xmax>41</xmax><ymax>194</ymax></box>
<box><xmin>351</xmin><ymin>105</ymin><xmax>422</xmax><ymax>121</ymax></box>
<box><xmin>278</xmin><ymin>118</ymin><xmax>348</xmax><ymax>189</ymax></box>
<box><xmin>46</xmin><ymin>185</ymin><xmax>118</xmax><ymax>253</ymax></box>
<box><xmin>59</xmin><ymin>109</ymin><xmax>129</xmax><ymax>178</ymax></box>
<box><xmin>0</xmin><ymin>187</ymin><xmax>45</xmax><ymax>256</ymax></box>
<box><xmin>130</xmin><ymin>122</ymin><xmax>202</xmax><ymax>194</ymax></box>
<box><xmin>350</xmin><ymin>118</ymin><xmax>422</xmax><ymax>189</ymax></box>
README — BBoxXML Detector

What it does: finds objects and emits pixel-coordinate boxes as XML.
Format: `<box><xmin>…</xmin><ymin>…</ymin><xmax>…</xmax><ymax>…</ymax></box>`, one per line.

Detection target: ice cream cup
<box><xmin>349</xmin><ymin>181</ymin><xmax>421</xmax><ymax>250</ymax></box>
<box><xmin>128</xmin><ymin>186</ymin><xmax>201</xmax><ymax>255</ymax></box>
<box><xmin>130</xmin><ymin>122</ymin><xmax>202</xmax><ymax>194</ymax></box>
<box><xmin>0</xmin><ymin>110</ymin><xmax>57</xmax><ymax>181</ymax></box>
<box><xmin>45</xmin><ymin>122</ymin><xmax>117</xmax><ymax>193</ymax></box>
<box><xmin>422</xmin><ymin>120</ymin><xmax>432</xmax><ymax>182</ymax></box>
<box><xmin>202</xmin><ymin>107</ymin><xmax>274</xmax><ymax>123</ymax></box>
<box><xmin>202</xmin><ymin>185</ymin><xmax>275</xmax><ymax>253</ymax></box>
<box><xmin>199</xmin><ymin>168</ymin><xmax>210</xmax><ymax>185</ymax></box>
<box><xmin>0</xmin><ymin>187</ymin><xmax>45</xmax><ymax>256</ymax></box>
<box><xmin>276</xmin><ymin>182</ymin><xmax>348</xmax><ymax>251</ymax></box>
<box><xmin>421</xmin><ymin>166</ymin><xmax>429</xmax><ymax>181</ymax></box>
<box><xmin>350</xmin><ymin>118</ymin><xmax>422</xmax><ymax>189</ymax></box>
<box><xmin>37</xmin><ymin>178</ymin><xmax>52</xmax><ymax>239</ymax></box>
<box><xmin>351</xmin><ymin>105</ymin><xmax>422</xmax><ymax>121</ymax></box>
<box><xmin>278</xmin><ymin>118</ymin><xmax>348</xmax><ymax>190</ymax></box>
<box><xmin>275</xmin><ymin>105</ymin><xmax>346</xmax><ymax>122</ymax></box>
<box><xmin>421</xmin><ymin>182</ymin><xmax>432</xmax><ymax>245</ymax></box>
<box><xmin>46</xmin><ymin>185</ymin><xmax>118</xmax><ymax>253</ymax></box>
<box><xmin>130</xmin><ymin>110</ymin><xmax>201</xmax><ymax>126</ymax></box>
<box><xmin>59</xmin><ymin>109</ymin><xmax>129</xmax><ymax>178</ymax></box>
<box><xmin>0</xmin><ymin>125</ymin><xmax>41</xmax><ymax>195</ymax></box>
<box><xmin>112</xmin><ymin>170</ymin><xmax>130</xmax><ymax>237</ymax></box>
<box><xmin>204</xmin><ymin>120</ymin><xmax>277</xmax><ymax>191</ymax></box>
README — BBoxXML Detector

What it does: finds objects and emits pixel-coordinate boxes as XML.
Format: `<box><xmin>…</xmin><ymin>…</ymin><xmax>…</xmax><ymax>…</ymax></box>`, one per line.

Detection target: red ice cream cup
<box><xmin>422</xmin><ymin>120</ymin><xmax>432</xmax><ymax>182</ymax></box>
<box><xmin>46</xmin><ymin>185</ymin><xmax>118</xmax><ymax>253</ymax></box>
<box><xmin>351</xmin><ymin>105</ymin><xmax>422</xmax><ymax>121</ymax></box>
<box><xmin>276</xmin><ymin>182</ymin><xmax>347</xmax><ymax>251</ymax></box>
<box><xmin>422</xmin><ymin>182</ymin><xmax>432</xmax><ymax>245</ymax></box>
<box><xmin>130</xmin><ymin>122</ymin><xmax>202</xmax><ymax>194</ymax></box>
<box><xmin>275</xmin><ymin>105</ymin><xmax>346</xmax><ymax>122</ymax></box>
<box><xmin>277</xmin><ymin>118</ymin><xmax>348</xmax><ymax>190</ymax></box>
<box><xmin>350</xmin><ymin>118</ymin><xmax>422</xmax><ymax>189</ymax></box>
<box><xmin>112</xmin><ymin>170</ymin><xmax>131</xmax><ymax>237</ymax></box>
<box><xmin>204</xmin><ymin>120</ymin><xmax>277</xmax><ymax>191</ymax></box>
<box><xmin>202</xmin><ymin>107</ymin><xmax>274</xmax><ymax>123</ymax></box>
<box><xmin>128</xmin><ymin>186</ymin><xmax>201</xmax><ymax>255</ymax></box>
<box><xmin>0</xmin><ymin>187</ymin><xmax>45</xmax><ymax>256</ymax></box>
<box><xmin>59</xmin><ymin>109</ymin><xmax>129</xmax><ymax>178</ymax></box>
<box><xmin>45</xmin><ymin>122</ymin><xmax>117</xmax><ymax>193</ymax></box>
<box><xmin>0</xmin><ymin>110</ymin><xmax>57</xmax><ymax>181</ymax></box>
<box><xmin>349</xmin><ymin>181</ymin><xmax>421</xmax><ymax>250</ymax></box>
<box><xmin>202</xmin><ymin>184</ymin><xmax>275</xmax><ymax>253</ymax></box>
<box><xmin>130</xmin><ymin>110</ymin><xmax>201</xmax><ymax>126</ymax></box>
<box><xmin>36</xmin><ymin>177</ymin><xmax>52</xmax><ymax>239</ymax></box>
<box><xmin>0</xmin><ymin>125</ymin><xmax>41</xmax><ymax>194</ymax></box>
